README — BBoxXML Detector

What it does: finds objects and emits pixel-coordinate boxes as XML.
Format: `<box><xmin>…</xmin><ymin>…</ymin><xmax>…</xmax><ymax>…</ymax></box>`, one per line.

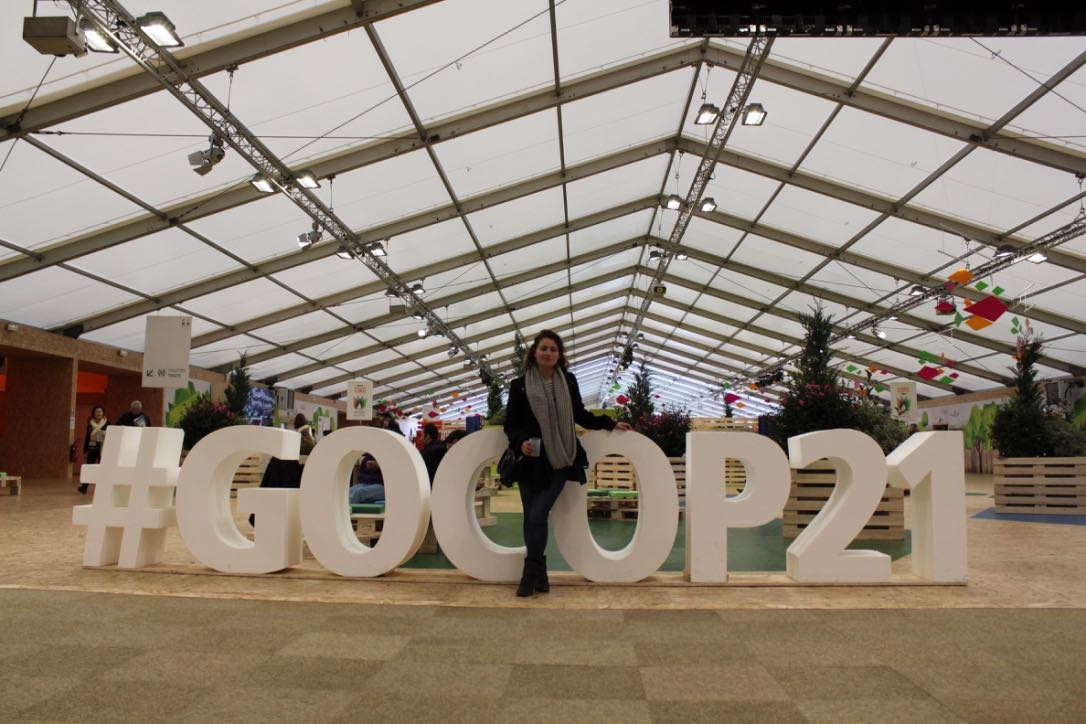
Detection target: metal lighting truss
<box><xmin>70</xmin><ymin>0</ymin><xmax>503</xmax><ymax>385</ymax></box>
<box><xmin>600</xmin><ymin>33</ymin><xmax>774</xmax><ymax>401</ymax></box>
<box><xmin>755</xmin><ymin>209</ymin><xmax>1086</xmax><ymax>388</ymax></box>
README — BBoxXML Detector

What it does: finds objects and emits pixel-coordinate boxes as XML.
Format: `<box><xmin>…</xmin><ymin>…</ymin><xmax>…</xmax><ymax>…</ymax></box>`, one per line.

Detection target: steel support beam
<box><xmin>703</xmin><ymin>44</ymin><xmax>1086</xmax><ymax>176</ymax></box>
<box><xmin>677</xmin><ymin>137</ymin><xmax>1086</xmax><ymax>275</ymax></box>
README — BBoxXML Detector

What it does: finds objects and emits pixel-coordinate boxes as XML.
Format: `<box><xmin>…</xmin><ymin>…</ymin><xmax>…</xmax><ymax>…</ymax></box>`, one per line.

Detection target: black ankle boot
<box><xmin>535</xmin><ymin>555</ymin><xmax>550</xmax><ymax>593</ymax></box>
<box><xmin>516</xmin><ymin>559</ymin><xmax>536</xmax><ymax>597</ymax></box>
<box><xmin>77</xmin><ymin>483</ymin><xmax>88</xmax><ymax>494</ymax></box>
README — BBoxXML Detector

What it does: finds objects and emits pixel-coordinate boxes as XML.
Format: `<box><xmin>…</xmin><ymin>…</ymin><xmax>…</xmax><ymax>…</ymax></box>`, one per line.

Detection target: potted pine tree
<box><xmin>991</xmin><ymin>337</ymin><xmax>1086</xmax><ymax>514</ymax></box>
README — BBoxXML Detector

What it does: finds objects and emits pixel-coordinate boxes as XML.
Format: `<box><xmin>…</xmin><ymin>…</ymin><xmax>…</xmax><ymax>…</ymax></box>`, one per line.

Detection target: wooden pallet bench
<box><xmin>231</xmin><ymin>455</ymin><xmax>268</xmax><ymax>497</ymax></box>
<box><xmin>0</xmin><ymin>474</ymin><xmax>21</xmax><ymax>496</ymax></box>
<box><xmin>782</xmin><ymin>463</ymin><xmax>905</xmax><ymax>540</ymax></box>
<box><xmin>994</xmin><ymin>457</ymin><xmax>1086</xmax><ymax>515</ymax></box>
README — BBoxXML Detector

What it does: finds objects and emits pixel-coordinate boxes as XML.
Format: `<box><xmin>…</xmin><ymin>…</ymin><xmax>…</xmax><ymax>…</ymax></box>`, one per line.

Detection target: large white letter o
<box><xmin>300</xmin><ymin>427</ymin><xmax>430</xmax><ymax>577</ymax></box>
<box><xmin>431</xmin><ymin>428</ymin><xmax>523</xmax><ymax>581</ymax></box>
<box><xmin>552</xmin><ymin>430</ymin><xmax>678</xmax><ymax>582</ymax></box>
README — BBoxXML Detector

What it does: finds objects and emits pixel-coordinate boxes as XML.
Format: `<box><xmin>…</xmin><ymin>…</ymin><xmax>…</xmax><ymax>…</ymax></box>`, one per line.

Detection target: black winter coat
<box><xmin>503</xmin><ymin>370</ymin><xmax>616</xmax><ymax>485</ymax></box>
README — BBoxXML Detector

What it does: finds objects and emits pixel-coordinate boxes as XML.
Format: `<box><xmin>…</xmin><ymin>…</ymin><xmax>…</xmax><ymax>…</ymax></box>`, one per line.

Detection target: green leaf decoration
<box><xmin>938</xmin><ymin>376</ymin><xmax>954</xmax><ymax>384</ymax></box>
<box><xmin>874</xmin><ymin>383</ymin><xmax>886</xmax><ymax>393</ymax></box>
<box><xmin>954</xmin><ymin>312</ymin><xmax>964</xmax><ymax>328</ymax></box>
<box><xmin>974</xmin><ymin>280</ymin><xmax>989</xmax><ymax>291</ymax></box>
<box><xmin>992</xmin><ymin>286</ymin><xmax>1004</xmax><ymax>296</ymax></box>
<box><xmin>846</xmin><ymin>364</ymin><xmax>857</xmax><ymax>373</ymax></box>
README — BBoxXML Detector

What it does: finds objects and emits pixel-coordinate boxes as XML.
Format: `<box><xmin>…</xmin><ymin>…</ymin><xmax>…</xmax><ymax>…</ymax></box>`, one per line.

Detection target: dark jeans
<box><xmin>519</xmin><ymin>469</ymin><xmax>567</xmax><ymax>561</ymax></box>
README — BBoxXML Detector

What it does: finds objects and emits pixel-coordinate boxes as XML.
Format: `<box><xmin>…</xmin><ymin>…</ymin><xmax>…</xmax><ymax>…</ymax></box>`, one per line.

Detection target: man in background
<box><xmin>116</xmin><ymin>400</ymin><xmax>152</xmax><ymax>427</ymax></box>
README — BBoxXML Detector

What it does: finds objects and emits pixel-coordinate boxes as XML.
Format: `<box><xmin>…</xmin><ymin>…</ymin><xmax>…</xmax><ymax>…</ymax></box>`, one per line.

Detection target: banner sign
<box><xmin>345</xmin><ymin>378</ymin><xmax>374</xmax><ymax>421</ymax></box>
<box><xmin>74</xmin><ymin>428</ymin><xmax>966</xmax><ymax>585</ymax></box>
<box><xmin>143</xmin><ymin>316</ymin><xmax>192</xmax><ymax>389</ymax></box>
<box><xmin>890</xmin><ymin>381</ymin><xmax>918</xmax><ymax>423</ymax></box>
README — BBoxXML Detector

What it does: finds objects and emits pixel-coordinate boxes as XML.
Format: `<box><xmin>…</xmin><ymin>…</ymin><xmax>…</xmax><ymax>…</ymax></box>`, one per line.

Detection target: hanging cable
<box><xmin>0</xmin><ymin>57</ymin><xmax>57</xmax><ymax>177</ymax></box>
<box><xmin>224</xmin><ymin>64</ymin><xmax>237</xmax><ymax>112</ymax></box>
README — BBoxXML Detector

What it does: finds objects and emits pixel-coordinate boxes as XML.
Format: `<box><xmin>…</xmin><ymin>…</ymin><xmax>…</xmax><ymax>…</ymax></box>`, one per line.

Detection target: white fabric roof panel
<box><xmin>0</xmin><ymin>143</ymin><xmax>145</xmax><ymax>253</ymax></box>
<box><xmin>66</xmin><ymin>228</ymin><xmax>240</xmax><ymax>296</ymax></box>
<box><xmin>377</xmin><ymin>0</ymin><xmax>555</xmax><ymax>123</ymax></box>
<box><xmin>561</xmin><ymin>69</ymin><xmax>693</xmax><ymax>167</ymax></box>
<box><xmin>757</xmin><ymin>183</ymin><xmax>884</xmax><ymax>247</ymax></box>
<box><xmin>1</xmin><ymin>3</ymin><xmax>1083</xmax><ymax>411</ymax></box>
<box><xmin>433</xmin><ymin>109</ymin><xmax>559</xmax><ymax>199</ymax></box>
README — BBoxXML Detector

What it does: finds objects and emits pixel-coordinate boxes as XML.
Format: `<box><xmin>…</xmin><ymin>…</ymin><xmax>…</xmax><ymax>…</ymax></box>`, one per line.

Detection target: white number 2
<box><xmin>786</xmin><ymin>429</ymin><xmax>891</xmax><ymax>583</ymax></box>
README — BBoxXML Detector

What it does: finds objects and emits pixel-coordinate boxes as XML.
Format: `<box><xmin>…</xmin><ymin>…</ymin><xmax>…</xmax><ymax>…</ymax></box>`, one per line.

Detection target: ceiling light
<box><xmin>335</xmin><ymin>244</ymin><xmax>353</xmax><ymax>259</ymax></box>
<box><xmin>994</xmin><ymin>243</ymin><xmax>1016</xmax><ymax>258</ymax></box>
<box><xmin>675</xmin><ymin>251</ymin><xmax>688</xmax><ymax>260</ymax></box>
<box><xmin>412</xmin><ymin>313</ymin><xmax>425</xmax><ymax>320</ymax></box>
<box><xmin>187</xmin><ymin>135</ymin><xmax>225</xmax><ymax>175</ymax></box>
<box><xmin>366</xmin><ymin>241</ymin><xmax>387</xmax><ymax>257</ymax></box>
<box><xmin>698</xmin><ymin>197</ymin><xmax>717</xmax><ymax>213</ymax></box>
<box><xmin>1027</xmin><ymin>251</ymin><xmax>1048</xmax><ymax>264</ymax></box>
<box><xmin>250</xmin><ymin>174</ymin><xmax>276</xmax><ymax>194</ymax></box>
<box><xmin>909</xmin><ymin>285</ymin><xmax>925</xmax><ymax>296</ymax></box>
<box><xmin>648</xmin><ymin>249</ymin><xmax>663</xmax><ymax>261</ymax></box>
<box><xmin>136</xmin><ymin>12</ymin><xmax>183</xmax><ymax>47</ymax></box>
<box><xmin>846</xmin><ymin>332</ymin><xmax>856</xmax><ymax>339</ymax></box>
<box><xmin>887</xmin><ymin>314</ymin><xmax>898</xmax><ymax>321</ymax></box>
<box><xmin>297</xmin><ymin>222</ymin><xmax>321</xmax><ymax>248</ymax></box>
<box><xmin>409</xmin><ymin>282</ymin><xmax>424</xmax><ymax>293</ymax></box>
<box><xmin>294</xmin><ymin>170</ymin><xmax>320</xmax><ymax>189</ymax></box>
<box><xmin>694</xmin><ymin>102</ymin><xmax>720</xmax><ymax>125</ymax></box>
<box><xmin>664</xmin><ymin>194</ymin><xmax>683</xmax><ymax>210</ymax></box>
<box><xmin>741</xmin><ymin>103</ymin><xmax>767</xmax><ymax>126</ymax></box>
<box><xmin>447</xmin><ymin>345</ymin><xmax>457</xmax><ymax>357</ymax></box>
<box><xmin>479</xmin><ymin>354</ymin><xmax>488</xmax><ymax>361</ymax></box>
<box><xmin>80</xmin><ymin>19</ymin><xmax>117</xmax><ymax>53</ymax></box>
<box><xmin>385</xmin><ymin>288</ymin><xmax>399</xmax><ymax>297</ymax></box>
<box><xmin>417</xmin><ymin>329</ymin><xmax>428</xmax><ymax>338</ymax></box>
<box><xmin>637</xmin><ymin>333</ymin><xmax>645</xmax><ymax>340</ymax></box>
<box><xmin>874</xmin><ymin>327</ymin><xmax>887</xmax><ymax>340</ymax></box>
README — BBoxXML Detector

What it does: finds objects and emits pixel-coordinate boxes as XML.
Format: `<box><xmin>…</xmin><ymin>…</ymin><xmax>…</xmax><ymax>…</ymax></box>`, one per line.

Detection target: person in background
<box><xmin>504</xmin><ymin>329</ymin><xmax>632</xmax><ymax>598</ymax></box>
<box><xmin>348</xmin><ymin>453</ymin><xmax>385</xmax><ymax>504</ymax></box>
<box><xmin>379</xmin><ymin>413</ymin><xmax>403</xmax><ymax>435</ymax></box>
<box><xmin>419</xmin><ymin>423</ymin><xmax>447</xmax><ymax>483</ymax></box>
<box><xmin>79</xmin><ymin>405</ymin><xmax>108</xmax><ymax>494</ymax></box>
<box><xmin>116</xmin><ymin>400</ymin><xmax>152</xmax><ymax>427</ymax></box>
<box><xmin>294</xmin><ymin>412</ymin><xmax>316</xmax><ymax>457</ymax></box>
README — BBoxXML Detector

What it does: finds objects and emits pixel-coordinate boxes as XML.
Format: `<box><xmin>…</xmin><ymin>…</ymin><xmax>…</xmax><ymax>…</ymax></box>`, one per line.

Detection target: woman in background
<box><xmin>79</xmin><ymin>406</ymin><xmax>108</xmax><ymax>494</ymax></box>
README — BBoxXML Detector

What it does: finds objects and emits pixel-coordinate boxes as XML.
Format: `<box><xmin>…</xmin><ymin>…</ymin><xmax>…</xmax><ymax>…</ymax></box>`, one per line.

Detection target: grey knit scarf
<box><xmin>525</xmin><ymin>366</ymin><xmax>577</xmax><ymax>471</ymax></box>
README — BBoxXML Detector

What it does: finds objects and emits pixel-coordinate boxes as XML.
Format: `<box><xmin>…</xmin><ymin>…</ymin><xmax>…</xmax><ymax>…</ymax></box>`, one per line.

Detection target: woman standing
<box><xmin>504</xmin><ymin>330</ymin><xmax>631</xmax><ymax>597</ymax></box>
<box><xmin>79</xmin><ymin>406</ymin><xmax>108</xmax><ymax>494</ymax></box>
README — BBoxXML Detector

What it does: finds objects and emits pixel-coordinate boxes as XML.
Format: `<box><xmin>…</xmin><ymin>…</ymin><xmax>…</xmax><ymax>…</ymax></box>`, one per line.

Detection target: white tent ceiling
<box><xmin>2</xmin><ymin>0</ymin><xmax>1085</xmax><ymax>419</ymax></box>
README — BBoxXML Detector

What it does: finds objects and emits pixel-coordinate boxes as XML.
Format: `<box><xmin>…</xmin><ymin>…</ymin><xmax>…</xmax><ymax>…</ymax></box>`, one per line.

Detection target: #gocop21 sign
<box><xmin>73</xmin><ymin>426</ymin><xmax>967</xmax><ymax>584</ymax></box>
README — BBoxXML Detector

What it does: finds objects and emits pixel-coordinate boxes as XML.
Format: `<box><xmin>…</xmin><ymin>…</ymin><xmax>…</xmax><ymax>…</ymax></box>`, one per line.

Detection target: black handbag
<box><xmin>497</xmin><ymin>448</ymin><xmax>522</xmax><ymax>488</ymax></box>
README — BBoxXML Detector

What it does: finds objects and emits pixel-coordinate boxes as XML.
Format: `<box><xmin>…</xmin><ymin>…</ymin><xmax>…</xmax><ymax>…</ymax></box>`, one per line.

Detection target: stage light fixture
<box><xmin>80</xmin><ymin>19</ymin><xmax>117</xmax><ymax>53</ymax></box>
<box><xmin>675</xmin><ymin>251</ymin><xmax>688</xmax><ymax>260</ymax></box>
<box><xmin>384</xmin><ymin>288</ymin><xmax>399</xmax><ymax>297</ymax></box>
<box><xmin>366</xmin><ymin>241</ymin><xmax>387</xmax><ymax>257</ymax></box>
<box><xmin>409</xmin><ymin>282</ymin><xmax>424</xmax><ymax>293</ymax></box>
<box><xmin>648</xmin><ymin>249</ymin><xmax>663</xmax><ymax>261</ymax></box>
<box><xmin>297</xmin><ymin>222</ymin><xmax>321</xmax><ymax>249</ymax></box>
<box><xmin>294</xmin><ymin>169</ymin><xmax>320</xmax><ymax>189</ymax></box>
<box><xmin>664</xmin><ymin>194</ymin><xmax>683</xmax><ymax>210</ymax></box>
<box><xmin>1027</xmin><ymin>251</ymin><xmax>1048</xmax><ymax>264</ymax></box>
<box><xmin>694</xmin><ymin>102</ymin><xmax>720</xmax><ymax>125</ymax></box>
<box><xmin>994</xmin><ymin>243</ymin><xmax>1016</xmax><ymax>258</ymax></box>
<box><xmin>874</xmin><ymin>327</ymin><xmax>887</xmax><ymax>340</ymax></box>
<box><xmin>187</xmin><ymin>135</ymin><xmax>225</xmax><ymax>175</ymax></box>
<box><xmin>698</xmin><ymin>197</ymin><xmax>717</xmax><ymax>212</ymax></box>
<box><xmin>136</xmin><ymin>11</ymin><xmax>183</xmax><ymax>47</ymax></box>
<box><xmin>249</xmin><ymin>174</ymin><xmax>276</xmax><ymax>194</ymax></box>
<box><xmin>335</xmin><ymin>244</ymin><xmax>353</xmax><ymax>259</ymax></box>
<box><xmin>417</xmin><ymin>329</ymin><xmax>428</xmax><ymax>338</ymax></box>
<box><xmin>741</xmin><ymin>103</ymin><xmax>767</xmax><ymax>126</ymax></box>
<box><xmin>412</xmin><ymin>313</ymin><xmax>425</xmax><ymax>320</ymax></box>
<box><xmin>447</xmin><ymin>345</ymin><xmax>457</xmax><ymax>357</ymax></box>
<box><xmin>909</xmin><ymin>285</ymin><xmax>925</xmax><ymax>296</ymax></box>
